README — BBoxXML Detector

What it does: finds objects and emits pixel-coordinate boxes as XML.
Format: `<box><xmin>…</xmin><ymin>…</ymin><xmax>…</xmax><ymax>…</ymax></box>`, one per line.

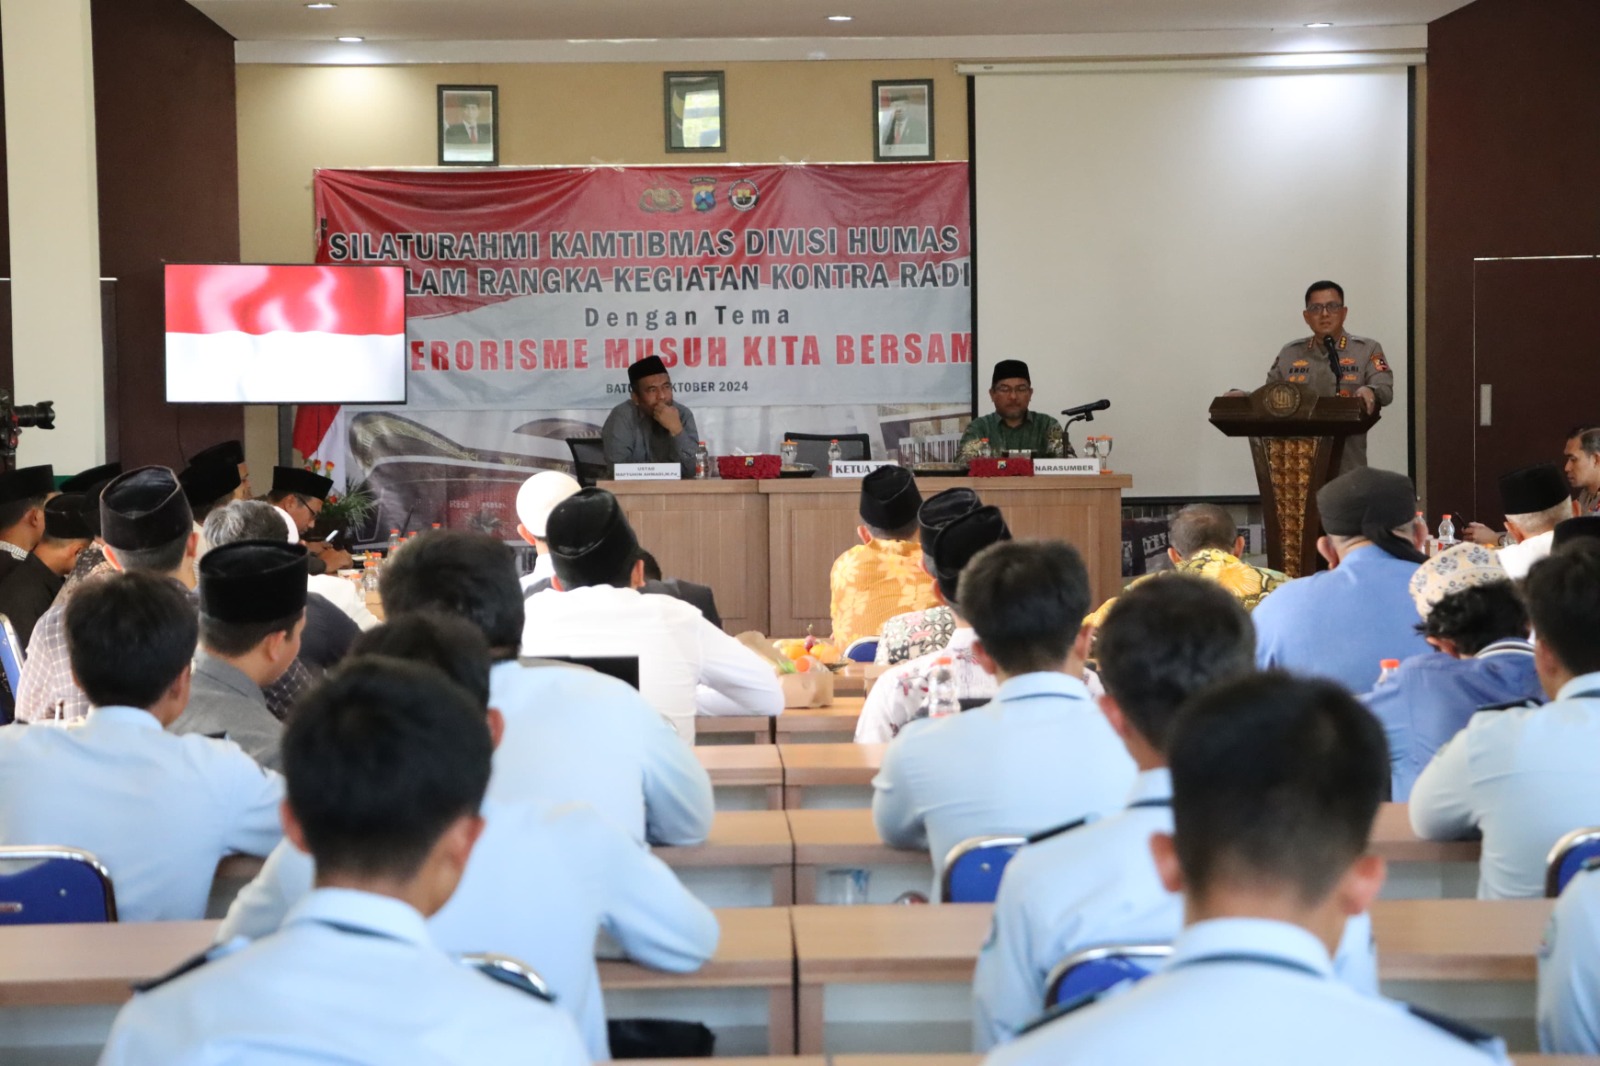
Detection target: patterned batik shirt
<box><xmin>875</xmin><ymin>605</ymin><xmax>958</xmax><ymax>665</ymax></box>
<box><xmin>855</xmin><ymin>628</ymin><xmax>995</xmax><ymax>743</ymax></box>
<box><xmin>1084</xmin><ymin>547</ymin><xmax>1289</xmax><ymax>629</ymax></box>
<box><xmin>828</xmin><ymin>538</ymin><xmax>939</xmax><ymax>648</ymax></box>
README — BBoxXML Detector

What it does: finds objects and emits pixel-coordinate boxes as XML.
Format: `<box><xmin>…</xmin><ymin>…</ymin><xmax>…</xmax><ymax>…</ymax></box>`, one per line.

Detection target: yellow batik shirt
<box><xmin>1084</xmin><ymin>547</ymin><xmax>1289</xmax><ymax>629</ymax></box>
<box><xmin>828</xmin><ymin>538</ymin><xmax>940</xmax><ymax>647</ymax></box>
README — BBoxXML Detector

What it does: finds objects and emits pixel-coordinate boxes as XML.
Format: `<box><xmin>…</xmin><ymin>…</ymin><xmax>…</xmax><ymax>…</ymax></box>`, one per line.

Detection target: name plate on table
<box><xmin>614</xmin><ymin>463</ymin><xmax>681</xmax><ymax>481</ymax></box>
<box><xmin>1034</xmin><ymin>458</ymin><xmax>1103</xmax><ymax>476</ymax></box>
<box><xmin>830</xmin><ymin>460</ymin><xmax>896</xmax><ymax>478</ymax></box>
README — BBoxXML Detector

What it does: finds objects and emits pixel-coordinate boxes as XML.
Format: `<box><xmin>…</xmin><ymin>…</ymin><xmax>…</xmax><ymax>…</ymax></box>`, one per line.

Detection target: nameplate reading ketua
<box><xmin>613</xmin><ymin>463</ymin><xmax>682</xmax><ymax>481</ymax></box>
<box><xmin>830</xmin><ymin>460</ymin><xmax>896</xmax><ymax>478</ymax></box>
<box><xmin>1034</xmin><ymin>458</ymin><xmax>1102</xmax><ymax>476</ymax></box>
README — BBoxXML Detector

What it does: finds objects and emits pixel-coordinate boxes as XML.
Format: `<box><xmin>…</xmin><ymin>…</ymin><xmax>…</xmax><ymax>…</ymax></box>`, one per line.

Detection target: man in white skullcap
<box><xmin>515</xmin><ymin>471</ymin><xmax>581</xmax><ymax>594</ymax></box>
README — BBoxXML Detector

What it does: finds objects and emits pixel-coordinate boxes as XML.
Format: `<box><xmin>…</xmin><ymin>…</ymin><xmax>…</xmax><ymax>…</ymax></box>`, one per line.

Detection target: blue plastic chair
<box><xmin>1547</xmin><ymin>827</ymin><xmax>1600</xmax><ymax>897</ymax></box>
<box><xmin>0</xmin><ymin>613</ymin><xmax>24</xmax><ymax>720</ymax></box>
<box><xmin>1045</xmin><ymin>943</ymin><xmax>1171</xmax><ymax>1008</ymax></box>
<box><xmin>843</xmin><ymin>637</ymin><xmax>879</xmax><ymax>663</ymax></box>
<box><xmin>0</xmin><ymin>846</ymin><xmax>117</xmax><ymax>924</ymax></box>
<box><xmin>941</xmin><ymin>835</ymin><xmax>1026</xmax><ymax>903</ymax></box>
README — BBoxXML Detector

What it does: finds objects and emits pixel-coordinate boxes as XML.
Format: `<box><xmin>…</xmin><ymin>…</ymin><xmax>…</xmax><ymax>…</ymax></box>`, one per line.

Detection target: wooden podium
<box><xmin>1209</xmin><ymin>384</ymin><xmax>1379</xmax><ymax>578</ymax></box>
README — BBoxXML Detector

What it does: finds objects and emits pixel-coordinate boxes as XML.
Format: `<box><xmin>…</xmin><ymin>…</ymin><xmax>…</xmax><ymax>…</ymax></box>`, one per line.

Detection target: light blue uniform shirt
<box><xmin>1411</xmin><ymin>671</ymin><xmax>1600</xmax><ymax>898</ymax></box>
<box><xmin>1538</xmin><ymin>865</ymin><xmax>1600</xmax><ymax>1053</ymax></box>
<box><xmin>489</xmin><ymin>660</ymin><xmax>714</xmax><ymax>846</ymax></box>
<box><xmin>971</xmin><ymin>768</ymin><xmax>1378</xmax><ymax>1050</ymax></box>
<box><xmin>0</xmin><ymin>705</ymin><xmax>282</xmax><ymax>921</ymax></box>
<box><xmin>219</xmin><ymin>797</ymin><xmax>716</xmax><ymax>1060</ymax></box>
<box><xmin>985</xmin><ymin>917</ymin><xmax>1505</xmax><ymax>1066</ymax></box>
<box><xmin>871</xmin><ymin>671</ymin><xmax>1136</xmax><ymax>890</ymax></box>
<box><xmin>101</xmin><ymin>888</ymin><xmax>588</xmax><ymax>1065</ymax></box>
<box><xmin>1252</xmin><ymin>545</ymin><xmax>1428</xmax><ymax>693</ymax></box>
<box><xmin>1362</xmin><ymin>639</ymin><xmax>1543</xmax><ymax>801</ymax></box>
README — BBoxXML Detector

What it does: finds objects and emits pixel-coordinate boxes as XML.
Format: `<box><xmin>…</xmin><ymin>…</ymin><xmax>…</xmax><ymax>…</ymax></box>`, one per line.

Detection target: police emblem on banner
<box><xmin>638</xmin><ymin>187</ymin><xmax>684</xmax><ymax>213</ymax></box>
<box><xmin>728</xmin><ymin>179</ymin><xmax>759</xmax><ymax>211</ymax></box>
<box><xmin>690</xmin><ymin>177</ymin><xmax>717</xmax><ymax>212</ymax></box>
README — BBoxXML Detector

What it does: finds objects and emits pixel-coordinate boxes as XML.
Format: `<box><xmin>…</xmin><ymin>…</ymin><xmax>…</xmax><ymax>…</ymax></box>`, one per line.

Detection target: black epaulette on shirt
<box><xmin>1406</xmin><ymin>1003</ymin><xmax>1507</xmax><ymax>1055</ymax></box>
<box><xmin>1013</xmin><ymin>986</ymin><xmax>1107</xmax><ymax>1038</ymax></box>
<box><xmin>1475</xmin><ymin>698</ymin><xmax>1541</xmax><ymax>713</ymax></box>
<box><xmin>466</xmin><ymin>956</ymin><xmax>557</xmax><ymax>1003</ymax></box>
<box><xmin>131</xmin><ymin>936</ymin><xmax>250</xmax><ymax>993</ymax></box>
<box><xmin>1026</xmin><ymin>816</ymin><xmax>1089</xmax><ymax>845</ymax></box>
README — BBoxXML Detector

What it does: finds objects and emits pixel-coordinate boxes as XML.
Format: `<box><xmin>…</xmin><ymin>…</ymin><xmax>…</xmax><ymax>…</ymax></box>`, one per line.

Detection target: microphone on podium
<box><xmin>1321</xmin><ymin>334</ymin><xmax>1341</xmax><ymax>383</ymax></box>
<box><xmin>1060</xmin><ymin>399</ymin><xmax>1111</xmax><ymax>421</ymax></box>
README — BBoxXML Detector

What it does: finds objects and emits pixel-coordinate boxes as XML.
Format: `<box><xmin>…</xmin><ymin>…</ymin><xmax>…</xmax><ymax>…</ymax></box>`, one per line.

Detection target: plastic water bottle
<box><xmin>925</xmin><ymin>656</ymin><xmax>960</xmax><ymax>718</ymax></box>
<box><xmin>387</xmin><ymin>528</ymin><xmax>402</xmax><ymax>555</ymax></box>
<box><xmin>977</xmin><ymin>438</ymin><xmax>992</xmax><ymax>459</ymax></box>
<box><xmin>694</xmin><ymin>442</ymin><xmax>710</xmax><ymax>479</ymax></box>
<box><xmin>1377</xmin><ymin>658</ymin><xmax>1400</xmax><ymax>686</ymax></box>
<box><xmin>827</xmin><ymin>439</ymin><xmax>843</xmax><ymax>465</ymax></box>
<box><xmin>781</xmin><ymin>439</ymin><xmax>799</xmax><ymax>466</ymax></box>
<box><xmin>1437</xmin><ymin>514</ymin><xmax>1457</xmax><ymax>550</ymax></box>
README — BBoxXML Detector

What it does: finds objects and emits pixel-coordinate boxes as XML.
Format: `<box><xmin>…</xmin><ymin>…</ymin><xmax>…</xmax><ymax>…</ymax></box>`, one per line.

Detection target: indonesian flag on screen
<box><xmin>164</xmin><ymin>264</ymin><xmax>405</xmax><ymax>413</ymax></box>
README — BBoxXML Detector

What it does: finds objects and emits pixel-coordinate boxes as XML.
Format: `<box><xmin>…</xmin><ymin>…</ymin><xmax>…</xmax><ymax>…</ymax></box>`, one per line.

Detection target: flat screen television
<box><xmin>164</xmin><ymin>263</ymin><xmax>407</xmax><ymax>404</ymax></box>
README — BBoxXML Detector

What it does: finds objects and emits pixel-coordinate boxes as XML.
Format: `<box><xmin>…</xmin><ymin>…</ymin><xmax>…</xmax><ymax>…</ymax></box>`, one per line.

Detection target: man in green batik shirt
<box><xmin>957</xmin><ymin>360</ymin><xmax>1070</xmax><ymax>460</ymax></box>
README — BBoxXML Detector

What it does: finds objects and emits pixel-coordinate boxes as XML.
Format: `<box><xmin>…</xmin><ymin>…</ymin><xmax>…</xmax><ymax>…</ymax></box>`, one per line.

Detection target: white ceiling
<box><xmin>191</xmin><ymin>0</ymin><xmax>1474</xmax><ymax>45</ymax></box>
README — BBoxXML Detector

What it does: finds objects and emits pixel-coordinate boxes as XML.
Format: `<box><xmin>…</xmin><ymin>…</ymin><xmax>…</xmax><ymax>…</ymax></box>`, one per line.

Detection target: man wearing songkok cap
<box><xmin>1084</xmin><ymin>503</ymin><xmax>1289</xmax><ymax>630</ymax></box>
<box><xmin>829</xmin><ymin>465</ymin><xmax>939</xmax><ymax>647</ymax></box>
<box><xmin>857</xmin><ymin>504</ymin><xmax>1013</xmax><ymax>742</ymax></box>
<box><xmin>1362</xmin><ymin>543</ymin><xmax>1541</xmax><ymax>801</ymax></box>
<box><xmin>1488</xmin><ymin>462</ymin><xmax>1577</xmax><ymax>579</ymax></box>
<box><xmin>266</xmin><ymin>464</ymin><xmax>351</xmax><ymax>575</ymax></box>
<box><xmin>522</xmin><ymin>488</ymin><xmax>780</xmax><ymax>742</ymax></box>
<box><xmin>0</xmin><ymin>570</ymin><xmax>281</xmax><ymax>922</ymax></box>
<box><xmin>873</xmin><ymin>539</ymin><xmax>1136</xmax><ymax>894</ymax></box>
<box><xmin>0</xmin><ymin>463</ymin><xmax>55</xmax><ymax>582</ymax></box>
<box><xmin>169</xmin><ymin>541</ymin><xmax>310</xmax><ymax>770</ymax></box>
<box><xmin>186</xmin><ymin>438</ymin><xmax>251</xmax><ymax>499</ymax></box>
<box><xmin>1413</xmin><ymin>543</ymin><xmax>1600</xmax><ymax>899</ymax></box>
<box><xmin>514</xmin><ymin>470</ymin><xmax>581</xmax><ymax>593</ymax></box>
<box><xmin>0</xmin><ymin>493</ymin><xmax>92</xmax><ymax>650</ymax></box>
<box><xmin>957</xmin><ymin>360</ymin><xmax>1067</xmax><ymax>461</ymax></box>
<box><xmin>179</xmin><ymin>454</ymin><xmax>246</xmax><ymax>526</ymax></box>
<box><xmin>1252</xmin><ymin>467</ymin><xmax>1431</xmax><ymax>693</ymax></box>
<box><xmin>1554</xmin><ymin>515</ymin><xmax>1600</xmax><ymax>551</ymax></box>
<box><xmin>600</xmin><ymin>355</ymin><xmax>701</xmax><ymax>477</ymax></box>
<box><xmin>875</xmin><ymin>488</ymin><xmax>981</xmax><ymax>665</ymax></box>
<box><xmin>15</xmin><ymin>466</ymin><xmax>199</xmax><ymax>724</ymax></box>
<box><xmin>54</xmin><ymin>462</ymin><xmax>121</xmax><ymax>598</ymax></box>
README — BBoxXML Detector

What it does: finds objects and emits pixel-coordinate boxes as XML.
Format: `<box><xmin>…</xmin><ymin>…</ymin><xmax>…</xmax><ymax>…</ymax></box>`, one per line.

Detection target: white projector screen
<box><xmin>974</xmin><ymin>67</ymin><xmax>1410</xmax><ymax>498</ymax></box>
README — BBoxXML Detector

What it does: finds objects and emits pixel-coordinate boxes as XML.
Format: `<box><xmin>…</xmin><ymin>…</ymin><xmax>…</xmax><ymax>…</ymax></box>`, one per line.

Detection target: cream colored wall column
<box><xmin>1</xmin><ymin>0</ymin><xmax>104</xmax><ymax>469</ymax></box>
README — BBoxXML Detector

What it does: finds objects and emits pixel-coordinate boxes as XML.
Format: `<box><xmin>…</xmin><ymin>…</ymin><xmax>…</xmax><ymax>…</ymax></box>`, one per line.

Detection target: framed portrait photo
<box><xmin>873</xmin><ymin>79</ymin><xmax>934</xmax><ymax>162</ymax></box>
<box><xmin>438</xmin><ymin>84</ymin><xmax>498</xmax><ymax>166</ymax></box>
<box><xmin>665</xmin><ymin>71</ymin><xmax>725</xmax><ymax>153</ymax></box>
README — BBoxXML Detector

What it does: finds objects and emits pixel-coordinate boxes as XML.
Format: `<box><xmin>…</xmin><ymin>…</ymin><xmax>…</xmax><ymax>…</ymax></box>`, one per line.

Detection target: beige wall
<box><xmin>236</xmin><ymin>60</ymin><xmax>968</xmax><ymax>264</ymax></box>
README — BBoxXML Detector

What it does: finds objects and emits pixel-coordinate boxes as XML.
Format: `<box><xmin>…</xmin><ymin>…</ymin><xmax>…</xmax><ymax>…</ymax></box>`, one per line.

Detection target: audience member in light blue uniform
<box><xmin>973</xmin><ymin>577</ymin><xmax>1376</xmax><ymax>1051</ymax></box>
<box><xmin>1253</xmin><ymin>467</ymin><xmax>1430</xmax><ymax>693</ymax></box>
<box><xmin>0</xmin><ymin>570</ymin><xmax>281</xmax><ymax>923</ymax></box>
<box><xmin>985</xmin><ymin>673</ymin><xmax>1506</xmax><ymax>1066</ymax></box>
<box><xmin>100</xmin><ymin>656</ymin><xmax>586</xmax><ymax>1065</ymax></box>
<box><xmin>1412</xmin><ymin>543</ymin><xmax>1600</xmax><ymax>898</ymax></box>
<box><xmin>220</xmin><ymin>615</ymin><xmax>715</xmax><ymax>1058</ymax></box>
<box><xmin>873</xmin><ymin>529</ymin><xmax>1136</xmax><ymax>891</ymax></box>
<box><xmin>1364</xmin><ymin>581</ymin><xmax>1542</xmax><ymax>801</ymax></box>
<box><xmin>1539</xmin><ymin>865</ymin><xmax>1600</xmax><ymax>1053</ymax></box>
<box><xmin>380</xmin><ymin>529</ymin><xmax>713</xmax><ymax>845</ymax></box>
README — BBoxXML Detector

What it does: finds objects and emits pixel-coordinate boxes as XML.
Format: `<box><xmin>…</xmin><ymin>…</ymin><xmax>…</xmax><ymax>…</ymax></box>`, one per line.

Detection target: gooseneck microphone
<box><xmin>1321</xmin><ymin>334</ymin><xmax>1341</xmax><ymax>384</ymax></box>
<box><xmin>1060</xmin><ymin>399</ymin><xmax>1111</xmax><ymax>420</ymax></box>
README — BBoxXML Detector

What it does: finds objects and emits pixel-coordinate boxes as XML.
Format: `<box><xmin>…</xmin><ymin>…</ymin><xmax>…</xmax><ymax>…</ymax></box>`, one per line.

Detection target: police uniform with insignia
<box><xmin>972</xmin><ymin>768</ymin><xmax>1379</xmax><ymax>1050</ymax></box>
<box><xmin>99</xmin><ymin>888</ymin><xmax>588</xmax><ymax>1065</ymax></box>
<box><xmin>220</xmin><ymin>795</ymin><xmax>719</xmax><ymax>1059</ymax></box>
<box><xmin>985</xmin><ymin>916</ymin><xmax>1506</xmax><ymax>1066</ymax></box>
<box><xmin>1265</xmin><ymin>332</ymin><xmax>1393</xmax><ymax>472</ymax></box>
<box><xmin>1411</xmin><ymin>671</ymin><xmax>1600</xmax><ymax>899</ymax></box>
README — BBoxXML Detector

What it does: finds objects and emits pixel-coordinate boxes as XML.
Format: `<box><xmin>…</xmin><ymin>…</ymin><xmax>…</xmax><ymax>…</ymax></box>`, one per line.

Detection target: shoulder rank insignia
<box><xmin>1027</xmin><ymin>816</ymin><xmax>1089</xmax><ymax>845</ymax></box>
<box><xmin>132</xmin><ymin>936</ymin><xmax>251</xmax><ymax>993</ymax></box>
<box><xmin>1405</xmin><ymin>1003</ymin><xmax>1506</xmax><ymax>1054</ymax></box>
<box><xmin>1369</xmin><ymin>351</ymin><xmax>1390</xmax><ymax>372</ymax></box>
<box><xmin>1476</xmin><ymin>698</ymin><xmax>1540</xmax><ymax>713</ymax></box>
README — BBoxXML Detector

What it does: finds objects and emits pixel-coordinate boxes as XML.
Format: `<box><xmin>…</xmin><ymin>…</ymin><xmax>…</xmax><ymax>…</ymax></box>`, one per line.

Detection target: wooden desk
<box><xmin>831</xmin><ymin>665</ymin><xmax>882</xmax><ymax>698</ymax></box>
<box><xmin>790</xmin><ymin>899</ymin><xmax>1556</xmax><ymax>1052</ymax></box>
<box><xmin>659</xmin><ymin>810</ymin><xmax>796</xmax><ymax>904</ymax></box>
<box><xmin>597</xmin><ymin>907</ymin><xmax>797</xmax><ymax>1054</ymax></box>
<box><xmin>698</xmin><ymin>715</ymin><xmax>777</xmax><ymax>744</ymax></box>
<box><xmin>696</xmin><ymin>745</ymin><xmax>785</xmax><ymax>808</ymax></box>
<box><xmin>0</xmin><ymin>908</ymin><xmax>799</xmax><ymax>1052</ymax></box>
<box><xmin>604</xmin><ymin>479</ymin><xmax>769</xmax><ymax>635</ymax></box>
<box><xmin>1372</xmin><ymin>803</ymin><xmax>1481</xmax><ymax>863</ymax></box>
<box><xmin>778</xmin><ymin>743</ymin><xmax>883</xmax><ymax>808</ymax></box>
<box><xmin>787</xmin><ymin>809</ymin><xmax>925</xmax><ymax>903</ymax></box>
<box><xmin>775</xmin><ymin>697</ymin><xmax>865</xmax><ymax>743</ymax></box>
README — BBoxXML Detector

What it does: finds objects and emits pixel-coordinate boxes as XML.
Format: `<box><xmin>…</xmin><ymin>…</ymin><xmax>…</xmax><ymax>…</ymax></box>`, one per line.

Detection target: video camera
<box><xmin>0</xmin><ymin>391</ymin><xmax>55</xmax><ymax>468</ymax></box>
